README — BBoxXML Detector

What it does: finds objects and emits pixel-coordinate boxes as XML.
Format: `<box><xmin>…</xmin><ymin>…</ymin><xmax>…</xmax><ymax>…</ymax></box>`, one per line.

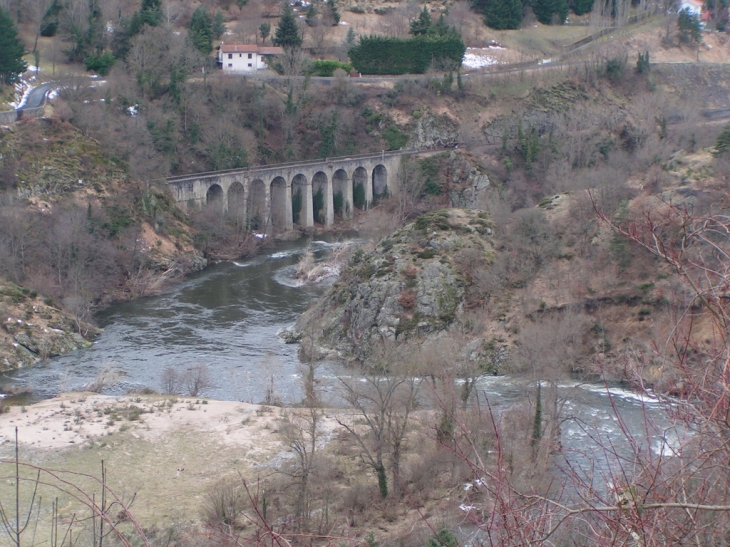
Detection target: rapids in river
<box><xmin>1</xmin><ymin>235</ymin><xmax>676</xmax><ymax>469</ymax></box>
<box><xmin>1</xmin><ymin>238</ymin><xmax>353</xmax><ymax>404</ymax></box>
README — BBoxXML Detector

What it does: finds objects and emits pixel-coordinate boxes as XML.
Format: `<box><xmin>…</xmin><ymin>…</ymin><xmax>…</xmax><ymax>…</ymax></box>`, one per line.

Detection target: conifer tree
<box><xmin>326</xmin><ymin>0</ymin><xmax>341</xmax><ymax>25</ymax></box>
<box><xmin>0</xmin><ymin>7</ymin><xmax>27</xmax><ymax>86</ymax></box>
<box><xmin>140</xmin><ymin>0</ymin><xmax>162</xmax><ymax>27</ymax></box>
<box><xmin>259</xmin><ymin>22</ymin><xmax>271</xmax><ymax>44</ymax></box>
<box><xmin>430</xmin><ymin>14</ymin><xmax>452</xmax><ymax>35</ymax></box>
<box><xmin>531</xmin><ymin>0</ymin><xmax>568</xmax><ymax>24</ymax></box>
<box><xmin>678</xmin><ymin>8</ymin><xmax>701</xmax><ymax>43</ymax></box>
<box><xmin>212</xmin><ymin>9</ymin><xmax>226</xmax><ymax>39</ymax></box>
<box><xmin>273</xmin><ymin>3</ymin><xmax>303</xmax><ymax>50</ymax></box>
<box><xmin>571</xmin><ymin>0</ymin><xmax>593</xmax><ymax>15</ymax></box>
<box><xmin>410</xmin><ymin>7</ymin><xmax>432</xmax><ymax>35</ymax></box>
<box><xmin>189</xmin><ymin>6</ymin><xmax>213</xmax><ymax>55</ymax></box>
<box><xmin>478</xmin><ymin>0</ymin><xmax>523</xmax><ymax>29</ymax></box>
<box><xmin>305</xmin><ymin>3</ymin><xmax>317</xmax><ymax>26</ymax></box>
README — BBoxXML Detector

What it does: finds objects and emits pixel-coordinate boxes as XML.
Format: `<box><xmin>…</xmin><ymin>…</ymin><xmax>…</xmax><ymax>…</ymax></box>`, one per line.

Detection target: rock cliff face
<box><xmin>407</xmin><ymin>114</ymin><xmax>459</xmax><ymax>150</ymax></box>
<box><xmin>294</xmin><ymin>209</ymin><xmax>494</xmax><ymax>364</ymax></box>
<box><xmin>0</xmin><ymin>283</ymin><xmax>100</xmax><ymax>372</ymax></box>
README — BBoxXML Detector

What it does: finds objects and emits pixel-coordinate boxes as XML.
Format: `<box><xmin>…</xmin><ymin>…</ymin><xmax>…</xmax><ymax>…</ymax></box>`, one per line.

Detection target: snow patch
<box><xmin>462</xmin><ymin>48</ymin><xmax>498</xmax><ymax>70</ymax></box>
<box><xmin>9</xmin><ymin>80</ymin><xmax>32</xmax><ymax>109</ymax></box>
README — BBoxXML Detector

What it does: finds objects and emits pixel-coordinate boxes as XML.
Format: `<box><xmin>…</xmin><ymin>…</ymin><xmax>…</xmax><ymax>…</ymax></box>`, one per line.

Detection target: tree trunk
<box><xmin>376</xmin><ymin>464</ymin><xmax>388</xmax><ymax>498</ymax></box>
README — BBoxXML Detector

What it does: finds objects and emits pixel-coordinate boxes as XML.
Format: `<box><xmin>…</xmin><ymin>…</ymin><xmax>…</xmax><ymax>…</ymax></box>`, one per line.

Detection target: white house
<box><xmin>678</xmin><ymin>0</ymin><xmax>703</xmax><ymax>16</ymax></box>
<box><xmin>217</xmin><ymin>44</ymin><xmax>283</xmax><ymax>72</ymax></box>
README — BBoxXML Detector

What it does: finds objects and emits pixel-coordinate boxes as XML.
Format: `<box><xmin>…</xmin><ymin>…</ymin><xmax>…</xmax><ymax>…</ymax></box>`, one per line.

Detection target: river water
<box><xmin>1</xmin><ymin>238</ymin><xmax>353</xmax><ymax>404</ymax></box>
<box><xmin>1</xmin><ymin>236</ymin><xmax>676</xmax><ymax>468</ymax></box>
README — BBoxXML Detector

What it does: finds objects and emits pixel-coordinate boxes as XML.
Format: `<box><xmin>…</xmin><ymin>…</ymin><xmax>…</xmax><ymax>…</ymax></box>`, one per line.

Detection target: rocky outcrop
<box><xmin>0</xmin><ymin>283</ymin><xmax>100</xmax><ymax>372</ymax></box>
<box><xmin>294</xmin><ymin>209</ymin><xmax>495</xmax><ymax>364</ymax></box>
<box><xmin>408</xmin><ymin>113</ymin><xmax>459</xmax><ymax>150</ymax></box>
<box><xmin>447</xmin><ymin>156</ymin><xmax>490</xmax><ymax>209</ymax></box>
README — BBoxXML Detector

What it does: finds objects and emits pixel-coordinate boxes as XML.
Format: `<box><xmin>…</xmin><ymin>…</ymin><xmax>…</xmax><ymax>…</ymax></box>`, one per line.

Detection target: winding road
<box><xmin>17</xmin><ymin>81</ymin><xmax>56</xmax><ymax>110</ymax></box>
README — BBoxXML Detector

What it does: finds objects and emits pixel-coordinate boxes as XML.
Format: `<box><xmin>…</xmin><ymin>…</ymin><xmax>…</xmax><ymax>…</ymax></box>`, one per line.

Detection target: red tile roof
<box><xmin>219</xmin><ymin>44</ymin><xmax>283</xmax><ymax>55</ymax></box>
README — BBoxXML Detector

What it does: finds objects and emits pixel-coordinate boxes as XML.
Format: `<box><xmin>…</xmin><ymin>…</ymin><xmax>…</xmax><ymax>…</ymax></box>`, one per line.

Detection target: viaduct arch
<box><xmin>167</xmin><ymin>151</ymin><xmax>409</xmax><ymax>233</ymax></box>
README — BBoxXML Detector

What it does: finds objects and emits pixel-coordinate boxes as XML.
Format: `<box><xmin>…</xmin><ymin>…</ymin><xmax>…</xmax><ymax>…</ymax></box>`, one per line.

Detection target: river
<box><xmin>0</xmin><ymin>236</ymin><xmax>676</xmax><ymax>467</ymax></box>
<box><xmin>1</xmin><ymin>237</ymin><xmax>353</xmax><ymax>405</ymax></box>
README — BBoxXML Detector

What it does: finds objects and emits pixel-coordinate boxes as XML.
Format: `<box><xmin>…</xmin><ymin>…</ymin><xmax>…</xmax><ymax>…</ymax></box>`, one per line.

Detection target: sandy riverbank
<box><xmin>0</xmin><ymin>393</ymin><xmax>342</xmax><ymax>530</ymax></box>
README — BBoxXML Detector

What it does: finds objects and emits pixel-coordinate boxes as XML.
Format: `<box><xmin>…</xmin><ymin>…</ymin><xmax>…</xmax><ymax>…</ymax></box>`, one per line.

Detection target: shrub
<box><xmin>309</xmin><ymin>59</ymin><xmax>353</xmax><ymax>76</ymax></box>
<box><xmin>204</xmin><ymin>478</ymin><xmax>244</xmax><ymax>526</ymax></box>
<box><xmin>383</xmin><ymin>125</ymin><xmax>408</xmax><ymax>150</ymax></box>
<box><xmin>636</xmin><ymin>50</ymin><xmax>650</xmax><ymax>74</ymax></box>
<box><xmin>604</xmin><ymin>55</ymin><xmax>627</xmax><ymax>82</ymax></box>
<box><xmin>713</xmin><ymin>125</ymin><xmax>730</xmax><ymax>156</ymax></box>
<box><xmin>398</xmin><ymin>290</ymin><xmax>417</xmax><ymax>309</ymax></box>
<box><xmin>84</xmin><ymin>52</ymin><xmax>115</xmax><ymax>76</ymax></box>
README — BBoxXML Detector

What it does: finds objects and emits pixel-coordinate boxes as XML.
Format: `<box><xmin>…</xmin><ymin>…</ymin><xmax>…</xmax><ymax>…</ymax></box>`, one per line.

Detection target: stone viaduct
<box><xmin>167</xmin><ymin>151</ymin><xmax>409</xmax><ymax>232</ymax></box>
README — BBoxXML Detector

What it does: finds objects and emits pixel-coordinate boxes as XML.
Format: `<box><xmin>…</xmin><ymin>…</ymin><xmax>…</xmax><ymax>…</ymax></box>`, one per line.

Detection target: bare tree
<box><xmin>337</xmin><ymin>365</ymin><xmax>421</xmax><ymax>498</ymax></box>
<box><xmin>437</xmin><ymin>193</ymin><xmax>730</xmax><ymax>545</ymax></box>
<box><xmin>184</xmin><ymin>363</ymin><xmax>212</xmax><ymax>396</ymax></box>
<box><xmin>23</xmin><ymin>0</ymin><xmax>55</xmax><ymax>52</ymax></box>
<box><xmin>280</xmin><ymin>404</ymin><xmax>323</xmax><ymax>530</ymax></box>
<box><xmin>160</xmin><ymin>365</ymin><xmax>180</xmax><ymax>394</ymax></box>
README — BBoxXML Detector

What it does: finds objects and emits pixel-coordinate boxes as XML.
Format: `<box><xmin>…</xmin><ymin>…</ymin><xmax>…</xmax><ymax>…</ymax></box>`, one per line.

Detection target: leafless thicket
<box><xmin>159</xmin><ymin>362</ymin><xmax>213</xmax><ymax>396</ymax></box>
<box><xmin>429</xmin><ymin>196</ymin><xmax>730</xmax><ymax>545</ymax></box>
<box><xmin>336</xmin><ymin>354</ymin><xmax>422</xmax><ymax>500</ymax></box>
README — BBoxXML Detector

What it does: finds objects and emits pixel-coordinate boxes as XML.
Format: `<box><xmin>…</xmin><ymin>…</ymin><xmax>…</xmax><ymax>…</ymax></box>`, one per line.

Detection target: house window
<box><xmin>228</xmin><ymin>53</ymin><xmax>232</xmax><ymax>59</ymax></box>
<box><xmin>228</xmin><ymin>63</ymin><xmax>232</xmax><ymax>67</ymax></box>
<box><xmin>248</xmin><ymin>53</ymin><xmax>252</xmax><ymax>59</ymax></box>
<box><xmin>248</xmin><ymin>63</ymin><xmax>252</xmax><ymax>67</ymax></box>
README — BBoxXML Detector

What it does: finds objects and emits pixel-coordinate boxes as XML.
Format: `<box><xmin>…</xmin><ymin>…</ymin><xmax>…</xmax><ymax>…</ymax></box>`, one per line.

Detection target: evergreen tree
<box><xmin>273</xmin><ymin>3</ymin><xmax>303</xmax><ymax>50</ymax></box>
<box><xmin>327</xmin><ymin>0</ymin><xmax>341</xmax><ymax>25</ymax></box>
<box><xmin>472</xmin><ymin>0</ymin><xmax>518</xmax><ymax>29</ymax></box>
<box><xmin>140</xmin><ymin>0</ymin><xmax>162</xmax><ymax>27</ymax></box>
<box><xmin>571</xmin><ymin>0</ymin><xmax>593</xmax><ymax>15</ymax></box>
<box><xmin>345</xmin><ymin>26</ymin><xmax>356</xmax><ymax>46</ymax></box>
<box><xmin>713</xmin><ymin>124</ymin><xmax>730</xmax><ymax>156</ymax></box>
<box><xmin>678</xmin><ymin>8</ymin><xmax>702</xmax><ymax>43</ymax></box>
<box><xmin>0</xmin><ymin>7</ymin><xmax>27</xmax><ymax>86</ymax></box>
<box><xmin>305</xmin><ymin>3</ymin><xmax>317</xmax><ymax>26</ymax></box>
<box><xmin>531</xmin><ymin>0</ymin><xmax>567</xmax><ymax>24</ymax></box>
<box><xmin>531</xmin><ymin>382</ymin><xmax>543</xmax><ymax>460</ymax></box>
<box><xmin>410</xmin><ymin>7</ymin><xmax>432</xmax><ymax>35</ymax></box>
<box><xmin>212</xmin><ymin>9</ymin><xmax>226</xmax><ymax>39</ymax></box>
<box><xmin>429</xmin><ymin>14</ymin><xmax>451</xmax><ymax>35</ymax></box>
<box><xmin>259</xmin><ymin>21</ymin><xmax>271</xmax><ymax>44</ymax></box>
<box><xmin>478</xmin><ymin>0</ymin><xmax>523</xmax><ymax>30</ymax></box>
<box><xmin>636</xmin><ymin>50</ymin><xmax>650</xmax><ymax>74</ymax></box>
<box><xmin>40</xmin><ymin>0</ymin><xmax>63</xmax><ymax>37</ymax></box>
<box><xmin>189</xmin><ymin>6</ymin><xmax>213</xmax><ymax>55</ymax></box>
